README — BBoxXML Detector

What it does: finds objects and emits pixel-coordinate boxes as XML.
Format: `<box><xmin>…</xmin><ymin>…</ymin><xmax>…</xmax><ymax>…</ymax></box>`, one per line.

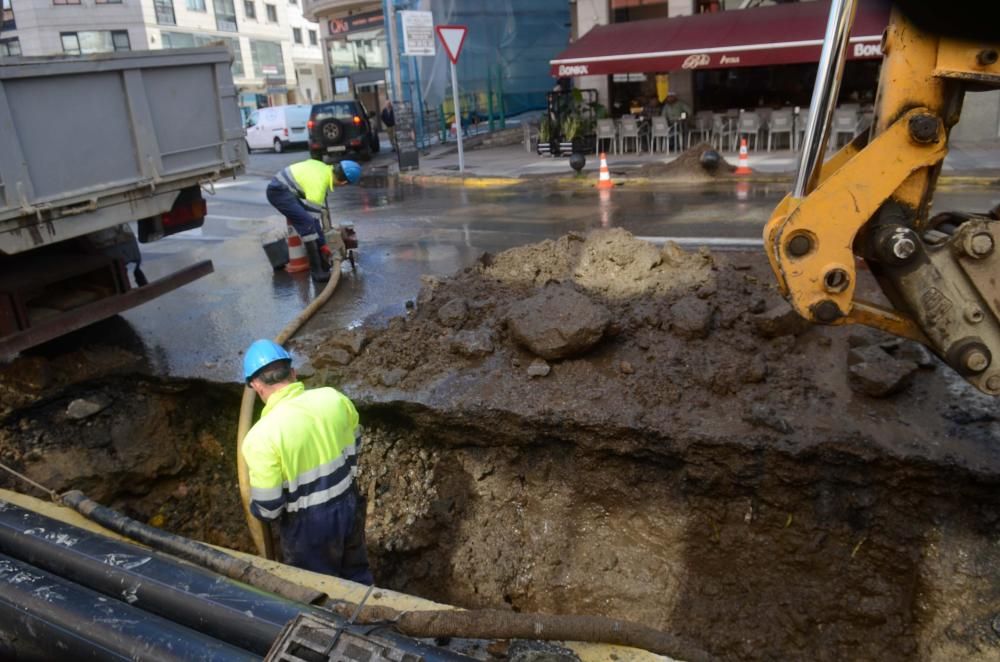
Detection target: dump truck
<box><xmin>0</xmin><ymin>46</ymin><xmax>245</xmax><ymax>356</ymax></box>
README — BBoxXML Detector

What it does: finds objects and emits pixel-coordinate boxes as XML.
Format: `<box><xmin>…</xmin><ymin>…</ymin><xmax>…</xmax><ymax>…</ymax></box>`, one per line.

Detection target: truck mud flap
<box><xmin>0</xmin><ymin>260</ymin><xmax>213</xmax><ymax>357</ymax></box>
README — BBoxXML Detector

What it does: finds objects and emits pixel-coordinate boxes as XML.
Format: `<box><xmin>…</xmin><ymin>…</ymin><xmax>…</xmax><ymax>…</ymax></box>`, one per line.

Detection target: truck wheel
<box><xmin>273</xmin><ymin>138</ymin><xmax>284</xmax><ymax>153</ymax></box>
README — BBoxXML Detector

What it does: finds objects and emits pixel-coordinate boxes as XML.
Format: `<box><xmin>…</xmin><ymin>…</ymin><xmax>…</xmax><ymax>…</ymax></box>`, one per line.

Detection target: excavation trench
<box><xmin>1</xmin><ymin>230</ymin><xmax>999</xmax><ymax>660</ymax></box>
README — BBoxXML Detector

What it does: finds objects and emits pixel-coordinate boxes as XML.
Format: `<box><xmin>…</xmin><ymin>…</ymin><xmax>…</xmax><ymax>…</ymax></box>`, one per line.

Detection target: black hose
<box><xmin>0</xmin><ymin>552</ymin><xmax>258</xmax><ymax>661</ymax></box>
<box><xmin>0</xmin><ymin>499</ymin><xmax>309</xmax><ymax>654</ymax></box>
<box><xmin>61</xmin><ymin>490</ymin><xmax>324</xmax><ymax>606</ymax></box>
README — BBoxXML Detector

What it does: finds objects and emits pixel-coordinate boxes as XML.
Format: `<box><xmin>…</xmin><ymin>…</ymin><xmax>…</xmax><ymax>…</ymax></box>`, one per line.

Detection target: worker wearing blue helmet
<box><xmin>240</xmin><ymin>339</ymin><xmax>373</xmax><ymax>583</ymax></box>
<box><xmin>266</xmin><ymin>158</ymin><xmax>362</xmax><ymax>283</ymax></box>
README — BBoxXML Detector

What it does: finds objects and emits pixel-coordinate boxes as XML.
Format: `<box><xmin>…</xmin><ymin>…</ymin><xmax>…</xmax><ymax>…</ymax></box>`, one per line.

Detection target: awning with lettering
<box><xmin>549</xmin><ymin>0</ymin><xmax>890</xmax><ymax>77</ymax></box>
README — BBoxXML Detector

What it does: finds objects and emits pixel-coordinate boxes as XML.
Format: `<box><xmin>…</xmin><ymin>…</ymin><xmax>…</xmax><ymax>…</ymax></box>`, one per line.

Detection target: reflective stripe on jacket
<box><xmin>242</xmin><ymin>382</ymin><xmax>360</xmax><ymax>521</ymax></box>
<box><xmin>276</xmin><ymin>160</ymin><xmax>335</xmax><ymax>212</ymax></box>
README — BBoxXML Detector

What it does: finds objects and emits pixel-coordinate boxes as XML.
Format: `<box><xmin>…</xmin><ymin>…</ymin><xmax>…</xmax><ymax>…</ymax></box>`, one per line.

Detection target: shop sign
<box><xmin>719</xmin><ymin>55</ymin><xmax>740</xmax><ymax>65</ymax></box>
<box><xmin>612</xmin><ymin>73</ymin><xmax>647</xmax><ymax>82</ymax></box>
<box><xmin>262</xmin><ymin>65</ymin><xmax>279</xmax><ymax>75</ymax></box>
<box><xmin>558</xmin><ymin>64</ymin><xmax>589</xmax><ymax>76</ymax></box>
<box><xmin>681</xmin><ymin>53</ymin><xmax>710</xmax><ymax>69</ymax></box>
<box><xmin>854</xmin><ymin>42</ymin><xmax>881</xmax><ymax>57</ymax></box>
<box><xmin>327</xmin><ymin>9</ymin><xmax>385</xmax><ymax>37</ymax></box>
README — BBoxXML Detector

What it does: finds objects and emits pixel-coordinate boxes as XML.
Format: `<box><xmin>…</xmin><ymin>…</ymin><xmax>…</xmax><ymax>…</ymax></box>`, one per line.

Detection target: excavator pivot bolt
<box><xmin>812</xmin><ymin>300</ymin><xmax>843</xmax><ymax>324</ymax></box>
<box><xmin>964</xmin><ymin>349</ymin><xmax>990</xmax><ymax>373</ymax></box>
<box><xmin>970</xmin><ymin>232</ymin><xmax>994</xmax><ymax>257</ymax></box>
<box><xmin>908</xmin><ymin>114</ymin><xmax>940</xmax><ymax>144</ymax></box>
<box><xmin>977</xmin><ymin>49</ymin><xmax>999</xmax><ymax>66</ymax></box>
<box><xmin>892</xmin><ymin>235</ymin><xmax>917</xmax><ymax>260</ymax></box>
<box><xmin>787</xmin><ymin>234</ymin><xmax>812</xmax><ymax>257</ymax></box>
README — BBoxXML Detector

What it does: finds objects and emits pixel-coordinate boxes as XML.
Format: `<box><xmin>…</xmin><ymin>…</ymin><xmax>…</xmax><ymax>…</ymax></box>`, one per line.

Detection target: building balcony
<box><xmin>301</xmin><ymin>0</ymin><xmax>375</xmax><ymax>23</ymax></box>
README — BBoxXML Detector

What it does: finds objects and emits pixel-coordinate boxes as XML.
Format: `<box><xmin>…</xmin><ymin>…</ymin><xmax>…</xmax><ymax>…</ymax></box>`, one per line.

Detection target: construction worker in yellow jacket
<box><xmin>266</xmin><ymin>158</ymin><xmax>362</xmax><ymax>283</ymax></box>
<box><xmin>241</xmin><ymin>339</ymin><xmax>372</xmax><ymax>583</ymax></box>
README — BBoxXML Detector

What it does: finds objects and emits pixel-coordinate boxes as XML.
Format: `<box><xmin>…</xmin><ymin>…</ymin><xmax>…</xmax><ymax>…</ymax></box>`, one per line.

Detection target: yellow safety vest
<box><xmin>279</xmin><ymin>160</ymin><xmax>335</xmax><ymax>210</ymax></box>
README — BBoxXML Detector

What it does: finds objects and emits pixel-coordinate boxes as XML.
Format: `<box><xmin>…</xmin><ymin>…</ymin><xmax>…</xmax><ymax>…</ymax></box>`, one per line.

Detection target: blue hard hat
<box><xmin>339</xmin><ymin>160</ymin><xmax>362</xmax><ymax>185</ymax></box>
<box><xmin>243</xmin><ymin>339</ymin><xmax>291</xmax><ymax>382</ymax></box>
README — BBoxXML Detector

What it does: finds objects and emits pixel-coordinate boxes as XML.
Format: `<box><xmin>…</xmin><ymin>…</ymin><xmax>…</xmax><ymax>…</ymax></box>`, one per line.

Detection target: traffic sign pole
<box><xmin>436</xmin><ymin>25</ymin><xmax>468</xmax><ymax>174</ymax></box>
<box><xmin>451</xmin><ymin>60</ymin><xmax>464</xmax><ymax>172</ymax></box>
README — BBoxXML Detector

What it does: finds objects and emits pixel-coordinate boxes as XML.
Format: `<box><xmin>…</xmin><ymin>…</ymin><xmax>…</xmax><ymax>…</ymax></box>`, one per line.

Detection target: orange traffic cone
<box><xmin>735</xmin><ymin>138</ymin><xmax>752</xmax><ymax>175</ymax></box>
<box><xmin>597</xmin><ymin>152</ymin><xmax>613</xmax><ymax>189</ymax></box>
<box><xmin>285</xmin><ymin>221</ymin><xmax>310</xmax><ymax>273</ymax></box>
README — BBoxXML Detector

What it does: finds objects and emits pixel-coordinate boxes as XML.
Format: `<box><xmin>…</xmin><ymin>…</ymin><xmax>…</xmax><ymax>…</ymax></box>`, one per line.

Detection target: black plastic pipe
<box><xmin>1</xmin><ymin>498</ymin><xmax>476</xmax><ymax>662</ymax></box>
<box><xmin>0</xmin><ymin>552</ymin><xmax>258</xmax><ymax>661</ymax></box>
<box><xmin>61</xmin><ymin>490</ymin><xmax>324</xmax><ymax>606</ymax></box>
<box><xmin>0</xmin><ymin>499</ymin><xmax>306</xmax><ymax>654</ymax></box>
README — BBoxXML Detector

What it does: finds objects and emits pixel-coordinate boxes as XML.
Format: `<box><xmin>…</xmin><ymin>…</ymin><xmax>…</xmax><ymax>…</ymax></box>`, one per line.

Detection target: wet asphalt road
<box><xmin>108</xmin><ymin>149</ymin><xmax>1000</xmax><ymax>382</ymax></box>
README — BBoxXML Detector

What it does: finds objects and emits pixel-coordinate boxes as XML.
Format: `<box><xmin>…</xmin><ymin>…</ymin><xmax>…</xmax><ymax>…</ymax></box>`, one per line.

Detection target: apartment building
<box><xmin>0</xmin><ymin>0</ymin><xmax>325</xmax><ymax>116</ymax></box>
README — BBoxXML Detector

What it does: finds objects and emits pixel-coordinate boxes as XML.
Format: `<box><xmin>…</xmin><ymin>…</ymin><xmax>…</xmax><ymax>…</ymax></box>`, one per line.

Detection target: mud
<box><xmin>2</xmin><ymin>229</ymin><xmax>1000</xmax><ymax>660</ymax></box>
<box><xmin>634</xmin><ymin>143</ymin><xmax>736</xmax><ymax>181</ymax></box>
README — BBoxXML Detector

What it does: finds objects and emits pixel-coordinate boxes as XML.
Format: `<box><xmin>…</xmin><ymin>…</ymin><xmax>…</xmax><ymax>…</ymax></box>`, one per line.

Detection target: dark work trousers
<box><xmin>278</xmin><ymin>487</ymin><xmax>373</xmax><ymax>584</ymax></box>
<box><xmin>266</xmin><ymin>179</ymin><xmax>327</xmax><ymax>248</ymax></box>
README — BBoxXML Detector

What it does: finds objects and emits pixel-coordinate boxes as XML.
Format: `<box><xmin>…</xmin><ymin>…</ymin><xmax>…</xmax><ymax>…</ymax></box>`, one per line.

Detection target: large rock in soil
<box><xmin>848</xmin><ymin>345</ymin><xmax>919</xmax><ymax>397</ymax></box>
<box><xmin>506</xmin><ymin>286</ymin><xmax>611</xmax><ymax>360</ymax></box>
<box><xmin>669</xmin><ymin>295</ymin><xmax>714</xmax><ymax>339</ymax></box>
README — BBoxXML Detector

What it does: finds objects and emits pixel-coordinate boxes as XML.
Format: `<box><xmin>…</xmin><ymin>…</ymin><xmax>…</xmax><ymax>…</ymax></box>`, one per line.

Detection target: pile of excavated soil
<box><xmin>634</xmin><ymin>143</ymin><xmax>736</xmax><ymax>181</ymax></box>
<box><xmin>288</xmin><ymin>228</ymin><xmax>1000</xmax><ymax>661</ymax></box>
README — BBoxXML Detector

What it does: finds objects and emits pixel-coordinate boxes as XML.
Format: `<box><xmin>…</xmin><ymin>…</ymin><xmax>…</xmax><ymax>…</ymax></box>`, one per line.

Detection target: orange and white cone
<box><xmin>735</xmin><ymin>138</ymin><xmax>752</xmax><ymax>175</ymax></box>
<box><xmin>597</xmin><ymin>152</ymin><xmax>613</xmax><ymax>189</ymax></box>
<box><xmin>285</xmin><ymin>221</ymin><xmax>310</xmax><ymax>273</ymax></box>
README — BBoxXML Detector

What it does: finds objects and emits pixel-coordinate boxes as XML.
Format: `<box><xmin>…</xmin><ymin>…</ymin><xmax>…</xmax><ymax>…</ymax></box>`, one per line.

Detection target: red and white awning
<box><xmin>550</xmin><ymin>0</ymin><xmax>890</xmax><ymax>77</ymax></box>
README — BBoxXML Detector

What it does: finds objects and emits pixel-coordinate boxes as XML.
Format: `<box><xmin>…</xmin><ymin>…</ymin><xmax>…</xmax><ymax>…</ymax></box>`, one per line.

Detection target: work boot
<box><xmin>303</xmin><ymin>240</ymin><xmax>330</xmax><ymax>283</ymax></box>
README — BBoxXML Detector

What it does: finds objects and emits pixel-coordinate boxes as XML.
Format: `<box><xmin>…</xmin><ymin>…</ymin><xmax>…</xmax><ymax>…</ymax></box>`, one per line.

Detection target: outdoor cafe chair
<box><xmin>795</xmin><ymin>108</ymin><xmax>810</xmax><ymax>151</ymax></box>
<box><xmin>650</xmin><ymin>116</ymin><xmax>671</xmax><ymax>153</ymax></box>
<box><xmin>619</xmin><ymin>116</ymin><xmax>644</xmax><ymax>153</ymax></box>
<box><xmin>712</xmin><ymin>113</ymin><xmax>736</xmax><ymax>151</ymax></box>
<box><xmin>736</xmin><ymin>112</ymin><xmax>763</xmax><ymax>151</ymax></box>
<box><xmin>596</xmin><ymin>118</ymin><xmax>618</xmax><ymax>155</ymax></box>
<box><xmin>830</xmin><ymin>107</ymin><xmax>860</xmax><ymax>149</ymax></box>
<box><xmin>767</xmin><ymin>110</ymin><xmax>794</xmax><ymax>151</ymax></box>
<box><xmin>688</xmin><ymin>111</ymin><xmax>713</xmax><ymax>147</ymax></box>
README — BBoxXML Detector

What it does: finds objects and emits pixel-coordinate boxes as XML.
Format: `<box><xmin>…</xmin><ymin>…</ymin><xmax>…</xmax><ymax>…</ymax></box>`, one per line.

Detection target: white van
<box><xmin>245</xmin><ymin>104</ymin><xmax>311</xmax><ymax>153</ymax></box>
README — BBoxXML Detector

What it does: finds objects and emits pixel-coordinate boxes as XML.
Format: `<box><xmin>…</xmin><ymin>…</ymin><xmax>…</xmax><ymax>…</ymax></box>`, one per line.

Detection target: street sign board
<box><xmin>435</xmin><ymin>25</ymin><xmax>467</xmax><ymax>64</ymax></box>
<box><xmin>400</xmin><ymin>10</ymin><xmax>435</xmax><ymax>57</ymax></box>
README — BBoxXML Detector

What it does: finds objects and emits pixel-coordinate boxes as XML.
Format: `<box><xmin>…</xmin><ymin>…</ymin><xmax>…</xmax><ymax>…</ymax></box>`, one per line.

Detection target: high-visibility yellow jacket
<box><xmin>276</xmin><ymin>159</ymin><xmax>335</xmax><ymax>212</ymax></box>
<box><xmin>242</xmin><ymin>382</ymin><xmax>360</xmax><ymax>521</ymax></box>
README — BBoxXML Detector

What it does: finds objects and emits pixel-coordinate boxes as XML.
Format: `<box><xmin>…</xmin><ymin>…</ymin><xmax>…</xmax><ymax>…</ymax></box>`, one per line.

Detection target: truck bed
<box><xmin>0</xmin><ymin>46</ymin><xmax>245</xmax><ymax>255</ymax></box>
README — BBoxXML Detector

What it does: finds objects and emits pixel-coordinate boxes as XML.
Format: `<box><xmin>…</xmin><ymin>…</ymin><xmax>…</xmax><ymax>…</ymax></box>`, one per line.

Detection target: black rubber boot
<box><xmin>304</xmin><ymin>240</ymin><xmax>330</xmax><ymax>283</ymax></box>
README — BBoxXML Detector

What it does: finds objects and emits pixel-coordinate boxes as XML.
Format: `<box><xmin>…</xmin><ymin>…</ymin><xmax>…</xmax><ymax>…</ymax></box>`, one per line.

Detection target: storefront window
<box><xmin>215</xmin><ymin>0</ymin><xmax>238</xmax><ymax>32</ymax></box>
<box><xmin>250</xmin><ymin>39</ymin><xmax>283</xmax><ymax>78</ymax></box>
<box><xmin>161</xmin><ymin>31</ymin><xmax>244</xmax><ymax>78</ymax></box>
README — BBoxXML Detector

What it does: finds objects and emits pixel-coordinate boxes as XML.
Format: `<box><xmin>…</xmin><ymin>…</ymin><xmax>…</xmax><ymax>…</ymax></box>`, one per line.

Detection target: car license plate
<box><xmin>326</xmin><ymin>146</ymin><xmax>346</xmax><ymax>152</ymax></box>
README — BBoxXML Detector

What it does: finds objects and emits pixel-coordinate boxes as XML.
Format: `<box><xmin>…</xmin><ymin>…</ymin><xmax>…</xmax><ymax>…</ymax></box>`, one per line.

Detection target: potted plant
<box><xmin>561</xmin><ymin>115</ymin><xmax>580</xmax><ymax>155</ymax></box>
<box><xmin>537</xmin><ymin>116</ymin><xmax>552</xmax><ymax>155</ymax></box>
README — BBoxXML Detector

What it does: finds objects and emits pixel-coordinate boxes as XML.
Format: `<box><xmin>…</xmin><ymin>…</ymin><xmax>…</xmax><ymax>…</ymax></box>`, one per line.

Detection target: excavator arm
<box><xmin>764</xmin><ymin>0</ymin><xmax>1000</xmax><ymax>395</ymax></box>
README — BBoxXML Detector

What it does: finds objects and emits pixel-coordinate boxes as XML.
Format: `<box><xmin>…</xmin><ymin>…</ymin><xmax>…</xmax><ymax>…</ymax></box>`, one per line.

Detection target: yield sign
<box><xmin>435</xmin><ymin>25</ymin><xmax>468</xmax><ymax>64</ymax></box>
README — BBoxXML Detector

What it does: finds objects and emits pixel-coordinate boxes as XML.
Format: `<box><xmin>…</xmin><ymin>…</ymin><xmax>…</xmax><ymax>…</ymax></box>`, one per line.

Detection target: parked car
<box><xmin>245</xmin><ymin>104</ymin><xmax>311</xmax><ymax>153</ymax></box>
<box><xmin>308</xmin><ymin>100</ymin><xmax>379</xmax><ymax>161</ymax></box>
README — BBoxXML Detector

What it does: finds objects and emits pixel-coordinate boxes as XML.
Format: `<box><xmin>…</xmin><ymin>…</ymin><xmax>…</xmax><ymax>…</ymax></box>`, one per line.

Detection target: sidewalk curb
<box><xmin>399</xmin><ymin>174</ymin><xmax>522</xmax><ymax>188</ymax></box>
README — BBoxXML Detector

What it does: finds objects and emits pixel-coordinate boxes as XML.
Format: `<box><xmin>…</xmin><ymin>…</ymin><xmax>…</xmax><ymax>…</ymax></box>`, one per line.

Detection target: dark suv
<box><xmin>308</xmin><ymin>100</ymin><xmax>379</xmax><ymax>161</ymax></box>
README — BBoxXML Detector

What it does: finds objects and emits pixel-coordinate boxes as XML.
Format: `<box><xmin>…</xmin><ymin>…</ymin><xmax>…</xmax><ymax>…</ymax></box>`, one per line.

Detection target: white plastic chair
<box><xmin>596</xmin><ymin>118</ymin><xmax>618</xmax><ymax>155</ymax></box>
<box><xmin>619</xmin><ymin>116</ymin><xmax>643</xmax><ymax>153</ymax></box>
<box><xmin>712</xmin><ymin>113</ymin><xmax>736</xmax><ymax>151</ymax></box>
<box><xmin>649</xmin><ymin>116</ymin><xmax>671</xmax><ymax>153</ymax></box>
<box><xmin>830</xmin><ymin>108</ymin><xmax>859</xmax><ymax>149</ymax></box>
<box><xmin>767</xmin><ymin>110</ymin><xmax>794</xmax><ymax>151</ymax></box>
<box><xmin>736</xmin><ymin>112</ymin><xmax>763</xmax><ymax>150</ymax></box>
<box><xmin>687</xmin><ymin>111</ymin><xmax>713</xmax><ymax>147</ymax></box>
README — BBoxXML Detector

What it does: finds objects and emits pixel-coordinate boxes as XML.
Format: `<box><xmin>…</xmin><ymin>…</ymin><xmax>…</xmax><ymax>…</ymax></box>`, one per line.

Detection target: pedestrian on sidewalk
<box><xmin>241</xmin><ymin>339</ymin><xmax>373</xmax><ymax>584</ymax></box>
<box><xmin>266</xmin><ymin>158</ymin><xmax>362</xmax><ymax>282</ymax></box>
<box><xmin>380</xmin><ymin>99</ymin><xmax>396</xmax><ymax>152</ymax></box>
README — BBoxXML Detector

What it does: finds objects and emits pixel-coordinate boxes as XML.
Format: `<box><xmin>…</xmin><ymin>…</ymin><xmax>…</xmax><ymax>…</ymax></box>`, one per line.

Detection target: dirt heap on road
<box><xmin>290</xmin><ymin>228</ymin><xmax>1000</xmax><ymax>661</ymax></box>
<box><xmin>633</xmin><ymin>142</ymin><xmax>736</xmax><ymax>182</ymax></box>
